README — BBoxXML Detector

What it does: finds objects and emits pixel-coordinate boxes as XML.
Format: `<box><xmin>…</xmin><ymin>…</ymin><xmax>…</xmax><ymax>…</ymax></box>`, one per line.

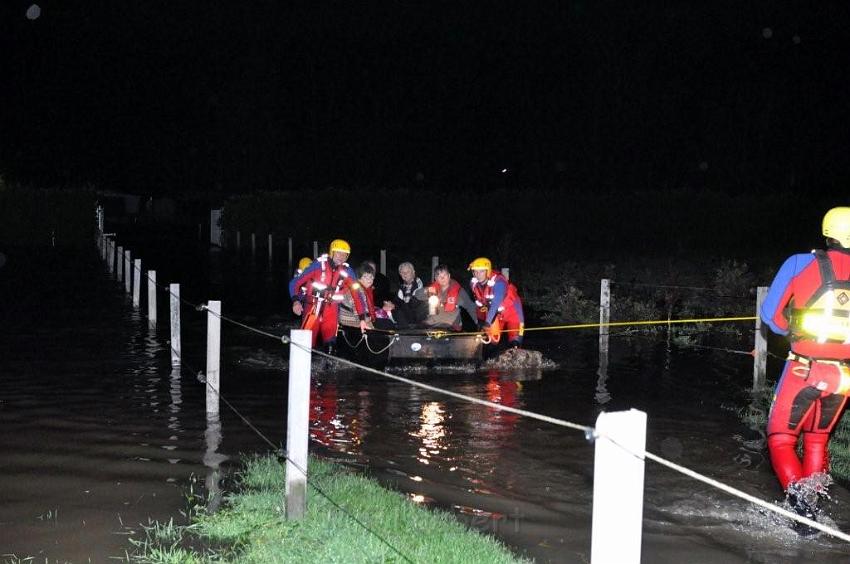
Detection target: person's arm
<box><xmin>457</xmin><ymin>286</ymin><xmax>479</xmax><ymax>322</ymax></box>
<box><xmin>761</xmin><ymin>253</ymin><xmax>815</xmax><ymax>335</ymax></box>
<box><xmin>485</xmin><ymin>279</ymin><xmax>507</xmax><ymax>325</ymax></box>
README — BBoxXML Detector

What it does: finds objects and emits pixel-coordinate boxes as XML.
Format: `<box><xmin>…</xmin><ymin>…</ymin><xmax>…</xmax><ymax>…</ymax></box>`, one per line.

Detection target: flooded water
<box><xmin>2</xmin><ymin>240</ymin><xmax>849</xmax><ymax>563</ymax></box>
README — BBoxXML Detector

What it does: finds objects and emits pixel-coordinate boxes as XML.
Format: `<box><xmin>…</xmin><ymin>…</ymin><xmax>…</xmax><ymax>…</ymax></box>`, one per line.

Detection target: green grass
<box><xmin>129</xmin><ymin>454</ymin><xmax>529</xmax><ymax>563</ymax></box>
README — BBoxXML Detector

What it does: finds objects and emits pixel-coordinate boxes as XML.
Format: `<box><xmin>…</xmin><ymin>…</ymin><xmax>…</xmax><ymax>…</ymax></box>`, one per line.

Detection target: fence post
<box><xmin>236</xmin><ymin>231</ymin><xmax>241</xmax><ymax>251</ymax></box>
<box><xmin>133</xmin><ymin>259</ymin><xmax>142</xmax><ymax>307</ymax></box>
<box><xmin>268</xmin><ymin>233</ymin><xmax>273</xmax><ymax>268</ymax></box>
<box><xmin>753</xmin><ymin>286</ymin><xmax>769</xmax><ymax>390</ymax></box>
<box><xmin>313</xmin><ymin>240</ymin><xmax>319</xmax><ymax>259</ymax></box>
<box><xmin>599</xmin><ymin>278</ymin><xmax>610</xmax><ymax>364</ymax></box>
<box><xmin>501</xmin><ymin>267</ymin><xmax>510</xmax><ymax>280</ymax></box>
<box><xmin>124</xmin><ymin>250</ymin><xmax>132</xmax><ymax>294</ymax></box>
<box><xmin>431</xmin><ymin>256</ymin><xmax>439</xmax><ymax>281</ymax></box>
<box><xmin>116</xmin><ymin>246</ymin><xmax>124</xmax><ymax>282</ymax></box>
<box><xmin>170</xmin><ymin>283</ymin><xmax>181</xmax><ymax>366</ymax></box>
<box><xmin>147</xmin><ymin>270</ymin><xmax>157</xmax><ymax>326</ymax></box>
<box><xmin>380</xmin><ymin>249</ymin><xmax>387</xmax><ymax>275</ymax></box>
<box><xmin>251</xmin><ymin>233</ymin><xmax>256</xmax><ymax>257</ymax></box>
<box><xmin>286</xmin><ymin>329</ymin><xmax>312</xmax><ymax>519</ymax></box>
<box><xmin>288</xmin><ymin>236</ymin><xmax>293</xmax><ymax>274</ymax></box>
<box><xmin>591</xmin><ymin>409</ymin><xmax>647</xmax><ymax>564</ymax></box>
<box><xmin>205</xmin><ymin>300</ymin><xmax>221</xmax><ymax>416</ymax></box>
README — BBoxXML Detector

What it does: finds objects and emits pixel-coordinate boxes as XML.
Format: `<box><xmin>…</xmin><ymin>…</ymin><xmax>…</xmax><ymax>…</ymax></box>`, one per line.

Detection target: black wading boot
<box><xmin>787</xmin><ymin>489</ymin><xmax>821</xmax><ymax>537</ymax></box>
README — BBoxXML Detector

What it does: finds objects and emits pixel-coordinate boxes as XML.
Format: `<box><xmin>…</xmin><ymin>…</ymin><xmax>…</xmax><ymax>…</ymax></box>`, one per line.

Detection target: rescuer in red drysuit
<box><xmin>468</xmin><ymin>257</ymin><xmax>525</xmax><ymax>346</ymax></box>
<box><xmin>761</xmin><ymin>207</ymin><xmax>850</xmax><ymax>532</ymax></box>
<box><xmin>289</xmin><ymin>239</ymin><xmax>369</xmax><ymax>353</ymax></box>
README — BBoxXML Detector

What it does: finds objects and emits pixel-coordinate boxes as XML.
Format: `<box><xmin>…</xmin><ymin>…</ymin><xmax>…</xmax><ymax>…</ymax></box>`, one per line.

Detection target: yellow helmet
<box><xmin>328</xmin><ymin>238</ymin><xmax>351</xmax><ymax>255</ymax></box>
<box><xmin>823</xmin><ymin>207</ymin><xmax>850</xmax><ymax>248</ymax></box>
<box><xmin>468</xmin><ymin>257</ymin><xmax>492</xmax><ymax>277</ymax></box>
<box><xmin>297</xmin><ymin>257</ymin><xmax>312</xmax><ymax>271</ymax></box>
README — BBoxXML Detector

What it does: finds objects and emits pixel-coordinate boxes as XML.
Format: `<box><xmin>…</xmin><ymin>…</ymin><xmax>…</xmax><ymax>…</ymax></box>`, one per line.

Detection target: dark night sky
<box><xmin>3</xmin><ymin>2</ymin><xmax>850</xmax><ymax>195</ymax></box>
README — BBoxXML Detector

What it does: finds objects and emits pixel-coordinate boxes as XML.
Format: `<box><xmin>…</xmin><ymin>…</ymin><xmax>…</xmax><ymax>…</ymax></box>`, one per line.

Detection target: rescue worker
<box><xmin>761</xmin><ymin>207</ymin><xmax>850</xmax><ymax>533</ymax></box>
<box><xmin>469</xmin><ymin>257</ymin><xmax>525</xmax><ymax>347</ymax></box>
<box><xmin>291</xmin><ymin>257</ymin><xmax>315</xmax><ymax>321</ymax></box>
<box><xmin>289</xmin><ymin>239</ymin><xmax>370</xmax><ymax>354</ymax></box>
<box><xmin>413</xmin><ymin>264</ymin><xmax>478</xmax><ymax>331</ymax></box>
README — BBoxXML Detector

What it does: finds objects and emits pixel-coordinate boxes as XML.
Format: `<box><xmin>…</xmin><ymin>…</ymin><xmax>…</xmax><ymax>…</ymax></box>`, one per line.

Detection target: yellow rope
<box><xmin>364</xmin><ymin>315</ymin><xmax>758</xmax><ymax>340</ymax></box>
<box><xmin>435</xmin><ymin>315</ymin><xmax>758</xmax><ymax>339</ymax></box>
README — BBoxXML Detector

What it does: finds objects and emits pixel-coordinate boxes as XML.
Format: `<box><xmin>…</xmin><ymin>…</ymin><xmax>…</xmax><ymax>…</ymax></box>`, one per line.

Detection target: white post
<box><xmin>236</xmin><ymin>231</ymin><xmax>241</xmax><ymax>251</ymax></box>
<box><xmin>380</xmin><ymin>250</ymin><xmax>387</xmax><ymax>275</ymax></box>
<box><xmin>170</xmin><ymin>283</ymin><xmax>181</xmax><ymax>366</ymax></box>
<box><xmin>251</xmin><ymin>233</ymin><xmax>256</xmax><ymax>256</ymax></box>
<box><xmin>210</xmin><ymin>208</ymin><xmax>223</xmax><ymax>247</ymax></box>
<box><xmin>313</xmin><ymin>240</ymin><xmax>319</xmax><ymax>259</ymax></box>
<box><xmin>133</xmin><ymin>259</ymin><xmax>142</xmax><ymax>307</ymax></box>
<box><xmin>148</xmin><ymin>270</ymin><xmax>157</xmax><ymax>326</ymax></box>
<box><xmin>286</xmin><ymin>329</ymin><xmax>312</xmax><ymax>519</ymax></box>
<box><xmin>205</xmin><ymin>300</ymin><xmax>221</xmax><ymax>416</ymax></box>
<box><xmin>124</xmin><ymin>250</ymin><xmax>132</xmax><ymax>294</ymax></box>
<box><xmin>501</xmin><ymin>267</ymin><xmax>510</xmax><ymax>280</ymax></box>
<box><xmin>268</xmin><ymin>233</ymin><xmax>274</xmax><ymax>267</ymax></box>
<box><xmin>431</xmin><ymin>256</ymin><xmax>439</xmax><ymax>280</ymax></box>
<box><xmin>753</xmin><ymin>286</ymin><xmax>769</xmax><ymax>390</ymax></box>
<box><xmin>116</xmin><ymin>246</ymin><xmax>124</xmax><ymax>282</ymax></box>
<box><xmin>599</xmin><ymin>279</ymin><xmax>610</xmax><ymax>364</ymax></box>
<box><xmin>591</xmin><ymin>409</ymin><xmax>647</xmax><ymax>564</ymax></box>
<box><xmin>288</xmin><ymin>236</ymin><xmax>293</xmax><ymax>274</ymax></box>
<box><xmin>109</xmin><ymin>240</ymin><xmax>116</xmax><ymax>275</ymax></box>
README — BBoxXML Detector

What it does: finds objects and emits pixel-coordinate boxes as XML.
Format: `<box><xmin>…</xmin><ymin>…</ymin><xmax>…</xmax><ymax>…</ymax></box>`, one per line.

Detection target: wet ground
<box><xmin>1</xmin><ymin>241</ymin><xmax>849</xmax><ymax>562</ymax></box>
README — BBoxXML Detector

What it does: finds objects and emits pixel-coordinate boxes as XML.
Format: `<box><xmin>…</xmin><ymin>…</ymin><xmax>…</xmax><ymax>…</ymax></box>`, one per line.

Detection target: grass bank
<box><xmin>129</xmin><ymin>454</ymin><xmax>528</xmax><ymax>563</ymax></box>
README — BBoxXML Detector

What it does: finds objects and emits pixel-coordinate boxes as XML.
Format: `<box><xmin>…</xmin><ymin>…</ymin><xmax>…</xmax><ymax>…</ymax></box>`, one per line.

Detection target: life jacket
<box><xmin>470</xmin><ymin>273</ymin><xmax>519</xmax><ymax>312</ymax></box>
<box><xmin>429</xmin><ymin>280</ymin><xmax>462</xmax><ymax>312</ymax></box>
<box><xmin>789</xmin><ymin>250</ymin><xmax>850</xmax><ymax>344</ymax></box>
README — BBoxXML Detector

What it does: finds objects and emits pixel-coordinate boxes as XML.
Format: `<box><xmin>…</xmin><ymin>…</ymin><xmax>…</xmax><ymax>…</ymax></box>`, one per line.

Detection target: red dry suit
<box><xmin>761</xmin><ymin>248</ymin><xmax>850</xmax><ymax>490</ymax></box>
<box><xmin>470</xmin><ymin>272</ymin><xmax>525</xmax><ymax>345</ymax></box>
<box><xmin>289</xmin><ymin>255</ymin><xmax>369</xmax><ymax>347</ymax></box>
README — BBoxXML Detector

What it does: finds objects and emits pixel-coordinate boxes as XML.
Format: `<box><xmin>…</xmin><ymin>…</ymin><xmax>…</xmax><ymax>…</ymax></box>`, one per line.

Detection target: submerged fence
<box><xmin>94</xmin><ymin>206</ymin><xmax>850</xmax><ymax>563</ymax></box>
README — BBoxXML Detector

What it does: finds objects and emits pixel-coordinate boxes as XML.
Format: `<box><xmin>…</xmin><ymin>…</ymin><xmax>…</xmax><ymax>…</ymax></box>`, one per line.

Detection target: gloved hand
<box><xmin>806</xmin><ymin>363</ymin><xmax>850</xmax><ymax>395</ymax></box>
<box><xmin>292</xmin><ymin>301</ymin><xmax>303</xmax><ymax>316</ymax></box>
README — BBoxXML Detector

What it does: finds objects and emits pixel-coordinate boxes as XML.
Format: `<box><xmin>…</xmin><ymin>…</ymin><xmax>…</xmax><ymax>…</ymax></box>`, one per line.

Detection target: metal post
<box><xmin>148</xmin><ymin>270</ymin><xmax>157</xmax><ymax>327</ymax></box>
<box><xmin>170</xmin><ymin>283</ymin><xmax>181</xmax><ymax>366</ymax></box>
<box><xmin>431</xmin><ymin>256</ymin><xmax>439</xmax><ymax>281</ymax></box>
<box><xmin>288</xmin><ymin>236</ymin><xmax>293</xmax><ymax>274</ymax></box>
<box><xmin>236</xmin><ymin>231</ymin><xmax>241</xmax><ymax>251</ymax></box>
<box><xmin>313</xmin><ymin>241</ymin><xmax>319</xmax><ymax>259</ymax></box>
<box><xmin>116</xmin><ymin>246</ymin><xmax>124</xmax><ymax>282</ymax></box>
<box><xmin>133</xmin><ymin>259</ymin><xmax>142</xmax><ymax>307</ymax></box>
<box><xmin>285</xmin><ymin>329</ymin><xmax>312</xmax><ymax>519</ymax></box>
<box><xmin>753</xmin><ymin>286</ymin><xmax>769</xmax><ymax>390</ymax></box>
<box><xmin>124</xmin><ymin>250</ymin><xmax>132</xmax><ymax>294</ymax></box>
<box><xmin>251</xmin><ymin>233</ymin><xmax>256</xmax><ymax>256</ymax></box>
<box><xmin>501</xmin><ymin>267</ymin><xmax>510</xmax><ymax>280</ymax></box>
<box><xmin>380</xmin><ymin>250</ymin><xmax>387</xmax><ymax>275</ymax></box>
<box><xmin>591</xmin><ymin>409</ymin><xmax>647</xmax><ymax>564</ymax></box>
<box><xmin>205</xmin><ymin>300</ymin><xmax>221</xmax><ymax>416</ymax></box>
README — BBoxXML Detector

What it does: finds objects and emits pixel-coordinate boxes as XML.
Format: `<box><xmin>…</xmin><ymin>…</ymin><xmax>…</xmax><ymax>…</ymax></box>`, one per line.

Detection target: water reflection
<box><xmin>411</xmin><ymin>401</ymin><xmax>448</xmax><ymax>465</ymax></box>
<box><xmin>165</xmin><ymin>367</ymin><xmax>182</xmax><ymax>468</ymax></box>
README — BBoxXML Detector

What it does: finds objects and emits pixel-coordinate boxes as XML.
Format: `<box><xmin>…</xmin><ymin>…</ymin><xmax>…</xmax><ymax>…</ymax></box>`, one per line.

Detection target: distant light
<box><xmin>501</xmin><ymin>168</ymin><xmax>508</xmax><ymax>174</ymax></box>
<box><xmin>792</xmin><ymin>35</ymin><xmax>801</xmax><ymax>44</ymax></box>
<box><xmin>26</xmin><ymin>4</ymin><xmax>41</xmax><ymax>20</ymax></box>
<box><xmin>762</xmin><ymin>27</ymin><xmax>773</xmax><ymax>39</ymax></box>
